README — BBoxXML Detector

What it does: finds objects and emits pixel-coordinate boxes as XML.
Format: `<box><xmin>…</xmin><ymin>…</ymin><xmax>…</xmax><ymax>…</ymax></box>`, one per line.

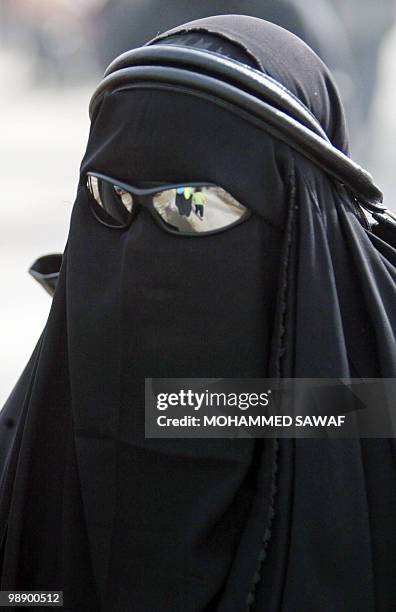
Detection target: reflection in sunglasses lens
<box><xmin>87</xmin><ymin>176</ymin><xmax>134</xmax><ymax>226</ymax></box>
<box><xmin>87</xmin><ymin>176</ymin><xmax>248</xmax><ymax>233</ymax></box>
<box><xmin>153</xmin><ymin>186</ymin><xmax>248</xmax><ymax>233</ymax></box>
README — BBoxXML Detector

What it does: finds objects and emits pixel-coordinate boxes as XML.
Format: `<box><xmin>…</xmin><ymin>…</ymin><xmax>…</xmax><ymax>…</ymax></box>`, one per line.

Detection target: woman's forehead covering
<box><xmin>81</xmin><ymin>86</ymin><xmax>289</xmax><ymax>228</ymax></box>
<box><xmin>149</xmin><ymin>14</ymin><xmax>349</xmax><ymax>153</ymax></box>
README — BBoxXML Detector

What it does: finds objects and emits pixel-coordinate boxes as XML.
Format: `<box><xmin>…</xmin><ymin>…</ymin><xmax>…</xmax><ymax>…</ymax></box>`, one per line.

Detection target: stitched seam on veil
<box><xmin>275</xmin><ymin>166</ymin><xmax>296</xmax><ymax>379</ymax></box>
<box><xmin>245</xmin><ymin>439</ymin><xmax>279</xmax><ymax>611</ymax></box>
<box><xmin>245</xmin><ymin>168</ymin><xmax>296</xmax><ymax>610</ymax></box>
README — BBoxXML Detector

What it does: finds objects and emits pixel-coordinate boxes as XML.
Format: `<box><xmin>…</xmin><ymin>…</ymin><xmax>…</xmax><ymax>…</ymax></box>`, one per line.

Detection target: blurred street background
<box><xmin>1</xmin><ymin>0</ymin><xmax>396</xmax><ymax>404</ymax></box>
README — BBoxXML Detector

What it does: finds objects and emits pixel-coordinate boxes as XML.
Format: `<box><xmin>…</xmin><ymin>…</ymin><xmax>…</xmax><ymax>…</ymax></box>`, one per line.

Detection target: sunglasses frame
<box><xmin>86</xmin><ymin>171</ymin><xmax>251</xmax><ymax>236</ymax></box>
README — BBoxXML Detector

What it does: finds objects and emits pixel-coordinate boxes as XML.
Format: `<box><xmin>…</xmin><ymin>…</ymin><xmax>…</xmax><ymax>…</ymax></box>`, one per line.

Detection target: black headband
<box><xmin>89</xmin><ymin>44</ymin><xmax>390</xmax><ymax>216</ymax></box>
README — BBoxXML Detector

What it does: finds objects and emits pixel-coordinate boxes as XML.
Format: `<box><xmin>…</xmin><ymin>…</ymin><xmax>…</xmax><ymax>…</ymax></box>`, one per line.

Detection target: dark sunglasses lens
<box><xmin>152</xmin><ymin>186</ymin><xmax>249</xmax><ymax>234</ymax></box>
<box><xmin>87</xmin><ymin>175</ymin><xmax>135</xmax><ymax>227</ymax></box>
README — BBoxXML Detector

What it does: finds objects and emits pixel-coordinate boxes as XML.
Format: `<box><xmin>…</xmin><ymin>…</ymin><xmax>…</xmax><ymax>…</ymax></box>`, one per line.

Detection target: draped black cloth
<box><xmin>1</xmin><ymin>15</ymin><xmax>395</xmax><ymax>612</ymax></box>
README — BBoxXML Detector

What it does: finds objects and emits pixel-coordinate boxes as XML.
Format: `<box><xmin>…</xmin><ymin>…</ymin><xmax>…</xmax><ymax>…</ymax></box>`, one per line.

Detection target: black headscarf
<box><xmin>1</xmin><ymin>15</ymin><xmax>395</xmax><ymax>612</ymax></box>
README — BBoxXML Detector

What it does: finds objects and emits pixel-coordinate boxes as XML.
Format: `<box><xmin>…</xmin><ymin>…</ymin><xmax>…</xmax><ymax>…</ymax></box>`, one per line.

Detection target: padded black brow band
<box><xmin>89</xmin><ymin>45</ymin><xmax>390</xmax><ymax>215</ymax></box>
<box><xmin>102</xmin><ymin>45</ymin><xmax>330</xmax><ymax>142</ymax></box>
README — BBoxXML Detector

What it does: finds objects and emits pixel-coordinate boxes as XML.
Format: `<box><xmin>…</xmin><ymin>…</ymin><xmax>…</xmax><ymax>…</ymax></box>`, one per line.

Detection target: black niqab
<box><xmin>1</xmin><ymin>15</ymin><xmax>395</xmax><ymax>612</ymax></box>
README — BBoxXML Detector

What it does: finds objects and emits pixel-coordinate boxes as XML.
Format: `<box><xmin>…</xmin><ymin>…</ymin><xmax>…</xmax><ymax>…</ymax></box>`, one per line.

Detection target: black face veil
<box><xmin>1</xmin><ymin>15</ymin><xmax>395</xmax><ymax>612</ymax></box>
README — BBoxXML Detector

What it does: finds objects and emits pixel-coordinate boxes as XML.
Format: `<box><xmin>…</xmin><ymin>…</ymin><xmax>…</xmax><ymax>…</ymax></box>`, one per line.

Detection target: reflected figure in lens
<box><xmin>175</xmin><ymin>186</ymin><xmax>193</xmax><ymax>217</ymax></box>
<box><xmin>182</xmin><ymin>186</ymin><xmax>193</xmax><ymax>217</ymax></box>
<box><xmin>192</xmin><ymin>187</ymin><xmax>206</xmax><ymax>219</ymax></box>
<box><xmin>175</xmin><ymin>186</ymin><xmax>187</xmax><ymax>216</ymax></box>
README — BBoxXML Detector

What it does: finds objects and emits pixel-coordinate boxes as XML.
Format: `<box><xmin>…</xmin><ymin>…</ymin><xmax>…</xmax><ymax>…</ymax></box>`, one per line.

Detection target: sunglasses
<box><xmin>86</xmin><ymin>172</ymin><xmax>251</xmax><ymax>236</ymax></box>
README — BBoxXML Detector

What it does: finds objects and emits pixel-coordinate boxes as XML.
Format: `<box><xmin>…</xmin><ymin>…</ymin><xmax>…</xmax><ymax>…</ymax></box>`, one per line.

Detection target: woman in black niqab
<box><xmin>1</xmin><ymin>15</ymin><xmax>395</xmax><ymax>612</ymax></box>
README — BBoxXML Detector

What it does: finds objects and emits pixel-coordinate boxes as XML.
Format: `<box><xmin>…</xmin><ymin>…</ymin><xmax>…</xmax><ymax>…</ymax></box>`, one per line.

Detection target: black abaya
<box><xmin>1</xmin><ymin>14</ymin><xmax>395</xmax><ymax>612</ymax></box>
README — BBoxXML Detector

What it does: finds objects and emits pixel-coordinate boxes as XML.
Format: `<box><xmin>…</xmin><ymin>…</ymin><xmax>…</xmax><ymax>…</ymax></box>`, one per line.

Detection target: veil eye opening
<box><xmin>85</xmin><ymin>172</ymin><xmax>252</xmax><ymax>236</ymax></box>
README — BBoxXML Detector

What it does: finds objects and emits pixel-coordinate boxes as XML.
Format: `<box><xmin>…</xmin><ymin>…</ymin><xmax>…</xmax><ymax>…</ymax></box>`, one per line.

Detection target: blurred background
<box><xmin>1</xmin><ymin>0</ymin><xmax>396</xmax><ymax>404</ymax></box>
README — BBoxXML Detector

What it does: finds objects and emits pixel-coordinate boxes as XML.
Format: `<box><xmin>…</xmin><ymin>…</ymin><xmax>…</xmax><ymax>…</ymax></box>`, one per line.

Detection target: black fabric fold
<box><xmin>1</xmin><ymin>14</ymin><xmax>395</xmax><ymax>612</ymax></box>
